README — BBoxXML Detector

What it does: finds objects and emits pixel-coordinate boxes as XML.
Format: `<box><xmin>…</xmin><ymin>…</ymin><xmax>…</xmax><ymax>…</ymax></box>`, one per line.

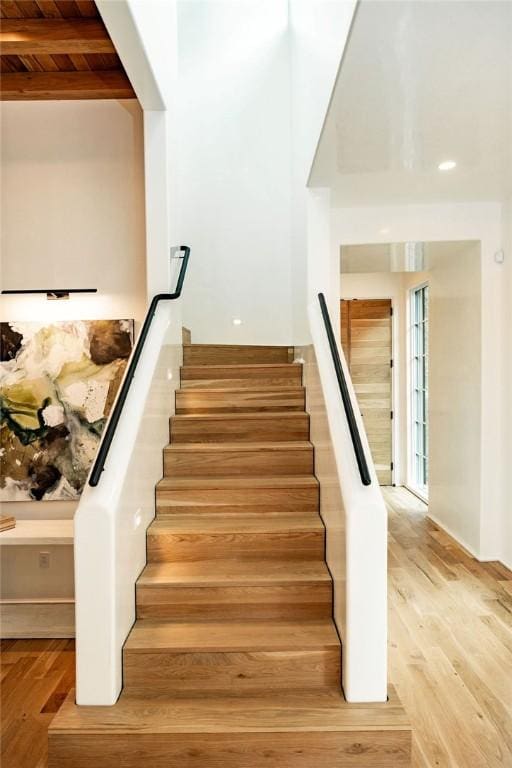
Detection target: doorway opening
<box><xmin>339</xmin><ymin>239</ymin><xmax>482</xmax><ymax>530</ymax></box>
<box><xmin>340</xmin><ymin>298</ymin><xmax>393</xmax><ymax>486</ymax></box>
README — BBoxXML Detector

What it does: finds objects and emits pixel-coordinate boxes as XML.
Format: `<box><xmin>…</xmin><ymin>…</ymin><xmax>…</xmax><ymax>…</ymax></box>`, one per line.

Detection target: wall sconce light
<box><xmin>1</xmin><ymin>289</ymin><xmax>98</xmax><ymax>301</ymax></box>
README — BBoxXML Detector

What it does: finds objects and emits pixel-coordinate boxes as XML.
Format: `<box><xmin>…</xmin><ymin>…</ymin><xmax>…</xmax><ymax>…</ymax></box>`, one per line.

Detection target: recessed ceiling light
<box><xmin>379</xmin><ymin>227</ymin><xmax>390</xmax><ymax>235</ymax></box>
<box><xmin>232</xmin><ymin>318</ymin><xmax>242</xmax><ymax>326</ymax></box>
<box><xmin>438</xmin><ymin>160</ymin><xmax>456</xmax><ymax>171</ymax></box>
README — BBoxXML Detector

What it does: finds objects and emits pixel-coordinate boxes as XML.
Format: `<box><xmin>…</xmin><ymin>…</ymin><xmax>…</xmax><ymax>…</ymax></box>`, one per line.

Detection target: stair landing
<box><xmin>50</xmin><ymin>686</ymin><xmax>411</xmax><ymax>768</ymax></box>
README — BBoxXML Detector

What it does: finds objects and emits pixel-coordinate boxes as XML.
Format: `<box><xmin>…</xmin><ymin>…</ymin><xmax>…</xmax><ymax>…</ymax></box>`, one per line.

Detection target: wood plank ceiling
<box><xmin>0</xmin><ymin>0</ymin><xmax>135</xmax><ymax>99</ymax></box>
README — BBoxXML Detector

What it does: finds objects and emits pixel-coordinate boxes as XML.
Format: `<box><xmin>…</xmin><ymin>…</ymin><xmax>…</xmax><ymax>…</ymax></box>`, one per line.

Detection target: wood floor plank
<box><xmin>0</xmin><ymin>639</ymin><xmax>75</xmax><ymax>768</ymax></box>
<box><xmin>384</xmin><ymin>487</ymin><xmax>512</xmax><ymax>768</ymax></box>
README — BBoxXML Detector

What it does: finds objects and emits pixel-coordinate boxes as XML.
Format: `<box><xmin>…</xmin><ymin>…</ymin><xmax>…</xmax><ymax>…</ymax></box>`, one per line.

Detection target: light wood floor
<box><xmin>385</xmin><ymin>486</ymin><xmax>512</xmax><ymax>768</ymax></box>
<box><xmin>0</xmin><ymin>639</ymin><xmax>75</xmax><ymax>768</ymax></box>
<box><xmin>2</xmin><ymin>489</ymin><xmax>512</xmax><ymax>767</ymax></box>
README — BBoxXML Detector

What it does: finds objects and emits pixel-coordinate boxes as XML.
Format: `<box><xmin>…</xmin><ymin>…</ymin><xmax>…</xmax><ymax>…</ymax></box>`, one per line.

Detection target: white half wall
<box><xmin>302</xmin><ymin>298</ymin><xmax>388</xmax><ymax>702</ymax></box>
<box><xmin>75</xmin><ymin>301</ymin><xmax>182</xmax><ymax>705</ymax></box>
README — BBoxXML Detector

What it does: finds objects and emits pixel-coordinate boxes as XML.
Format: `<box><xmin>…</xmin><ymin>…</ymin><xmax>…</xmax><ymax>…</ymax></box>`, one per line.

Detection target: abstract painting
<box><xmin>0</xmin><ymin>320</ymin><xmax>133</xmax><ymax>501</ymax></box>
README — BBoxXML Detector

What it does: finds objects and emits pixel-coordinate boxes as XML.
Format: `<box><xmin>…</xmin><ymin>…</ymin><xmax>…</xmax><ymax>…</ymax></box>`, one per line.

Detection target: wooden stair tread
<box><xmin>138</xmin><ymin>559</ymin><xmax>331</xmax><ymax>587</ymax></box>
<box><xmin>50</xmin><ymin>686</ymin><xmax>410</xmax><ymax>734</ymax></box>
<box><xmin>170</xmin><ymin>412</ymin><xmax>310</xmax><ymax>443</ymax></box>
<box><xmin>184</xmin><ymin>344</ymin><xmax>291</xmax><ymax>350</ymax></box>
<box><xmin>124</xmin><ymin>619</ymin><xmax>340</xmax><ymax>652</ymax></box>
<box><xmin>148</xmin><ymin>514</ymin><xmax>323</xmax><ymax>535</ymax></box>
<box><xmin>180</xmin><ymin>363</ymin><xmax>303</xmax><ymax>391</ymax></box>
<box><xmin>157</xmin><ymin>475</ymin><xmax>319</xmax><ymax>490</ymax></box>
<box><xmin>182</xmin><ymin>363</ymin><xmax>301</xmax><ymax>371</ymax></box>
<box><xmin>177</xmin><ymin>386</ymin><xmax>305</xmax><ymax>393</ymax></box>
<box><xmin>171</xmin><ymin>411</ymin><xmax>307</xmax><ymax>422</ymax></box>
<box><xmin>164</xmin><ymin>441</ymin><xmax>312</xmax><ymax>452</ymax></box>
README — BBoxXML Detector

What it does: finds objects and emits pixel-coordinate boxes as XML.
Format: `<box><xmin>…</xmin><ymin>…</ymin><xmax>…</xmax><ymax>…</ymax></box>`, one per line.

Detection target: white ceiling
<box><xmin>310</xmin><ymin>0</ymin><xmax>512</xmax><ymax>206</ymax></box>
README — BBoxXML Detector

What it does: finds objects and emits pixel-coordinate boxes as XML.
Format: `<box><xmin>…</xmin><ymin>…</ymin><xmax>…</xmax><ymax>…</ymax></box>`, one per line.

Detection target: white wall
<box><xmin>176</xmin><ymin>0</ymin><xmax>293</xmax><ymax>345</ymax></box>
<box><xmin>97</xmin><ymin>0</ymin><xmax>179</xmax><ymax>300</ymax></box>
<box><xmin>427</xmin><ymin>241</ymin><xmax>482</xmax><ymax>554</ymax></box>
<box><xmin>332</xmin><ymin>202</ymin><xmax>504</xmax><ymax>561</ymax></box>
<box><xmin>290</xmin><ymin>0</ymin><xmax>356</xmax><ymax>343</ymax></box>
<box><xmin>98</xmin><ymin>0</ymin><xmax>176</xmax><ymax>110</ymax></box>
<box><xmin>175</xmin><ymin>0</ymin><xmax>356</xmax><ymax>345</ymax></box>
<box><xmin>502</xmin><ymin>198</ymin><xmax>512</xmax><ymax>568</ymax></box>
<box><xmin>0</xmin><ymin>99</ymin><xmax>147</xmax><ymax>522</ymax></box>
<box><xmin>0</xmin><ymin>100</ymin><xmax>146</xmax><ymax>325</ymax></box>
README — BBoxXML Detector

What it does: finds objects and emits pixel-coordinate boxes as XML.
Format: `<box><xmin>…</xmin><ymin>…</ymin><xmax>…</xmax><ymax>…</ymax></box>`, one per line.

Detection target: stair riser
<box><xmin>182</xmin><ymin>377</ymin><xmax>302</xmax><ymax>390</ymax></box>
<box><xmin>164</xmin><ymin>448</ymin><xmax>314</xmax><ymax>477</ymax></box>
<box><xmin>147</xmin><ymin>530</ymin><xmax>325</xmax><ymax>562</ymax></box>
<box><xmin>156</xmin><ymin>487</ymin><xmax>319</xmax><ymax>516</ymax></box>
<box><xmin>170</xmin><ymin>415</ymin><xmax>309</xmax><ymax>443</ymax></box>
<box><xmin>136</xmin><ymin>583</ymin><xmax>332</xmax><ymax>621</ymax></box>
<box><xmin>176</xmin><ymin>388</ymin><xmax>305</xmax><ymax>414</ymax></box>
<box><xmin>181</xmin><ymin>366</ymin><xmax>302</xmax><ymax>390</ymax></box>
<box><xmin>49</xmin><ymin>730</ymin><xmax>412</xmax><ymax>768</ymax></box>
<box><xmin>183</xmin><ymin>345</ymin><xmax>293</xmax><ymax>365</ymax></box>
<box><xmin>123</xmin><ymin>648</ymin><xmax>340</xmax><ymax>696</ymax></box>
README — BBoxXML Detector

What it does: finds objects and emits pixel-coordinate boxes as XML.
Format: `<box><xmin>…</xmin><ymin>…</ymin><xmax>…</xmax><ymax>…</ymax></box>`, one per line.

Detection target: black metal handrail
<box><xmin>89</xmin><ymin>246</ymin><xmax>191</xmax><ymax>487</ymax></box>
<box><xmin>317</xmin><ymin>292</ymin><xmax>371</xmax><ymax>486</ymax></box>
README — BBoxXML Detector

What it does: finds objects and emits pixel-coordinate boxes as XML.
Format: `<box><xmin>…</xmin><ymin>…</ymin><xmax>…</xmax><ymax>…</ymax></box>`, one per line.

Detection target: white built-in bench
<box><xmin>0</xmin><ymin>519</ymin><xmax>75</xmax><ymax>639</ymax></box>
<box><xmin>0</xmin><ymin>519</ymin><xmax>73</xmax><ymax>546</ymax></box>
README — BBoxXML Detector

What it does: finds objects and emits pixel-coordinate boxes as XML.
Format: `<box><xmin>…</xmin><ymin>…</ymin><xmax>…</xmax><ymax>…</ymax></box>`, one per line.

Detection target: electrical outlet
<box><xmin>39</xmin><ymin>551</ymin><xmax>50</xmax><ymax>569</ymax></box>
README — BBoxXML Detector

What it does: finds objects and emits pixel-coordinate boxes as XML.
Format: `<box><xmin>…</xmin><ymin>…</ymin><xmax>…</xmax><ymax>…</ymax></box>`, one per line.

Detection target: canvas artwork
<box><xmin>0</xmin><ymin>320</ymin><xmax>133</xmax><ymax>502</ymax></box>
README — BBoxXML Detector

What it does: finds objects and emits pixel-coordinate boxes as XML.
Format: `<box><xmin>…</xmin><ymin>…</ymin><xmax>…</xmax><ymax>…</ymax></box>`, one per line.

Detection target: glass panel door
<box><xmin>410</xmin><ymin>284</ymin><xmax>429</xmax><ymax>497</ymax></box>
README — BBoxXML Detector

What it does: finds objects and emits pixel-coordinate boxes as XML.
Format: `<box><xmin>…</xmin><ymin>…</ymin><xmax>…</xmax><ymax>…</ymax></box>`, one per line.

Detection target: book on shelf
<box><xmin>0</xmin><ymin>516</ymin><xmax>16</xmax><ymax>533</ymax></box>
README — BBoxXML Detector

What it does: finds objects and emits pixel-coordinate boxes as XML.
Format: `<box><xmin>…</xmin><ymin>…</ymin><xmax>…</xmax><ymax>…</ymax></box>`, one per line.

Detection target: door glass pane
<box><xmin>410</xmin><ymin>285</ymin><xmax>429</xmax><ymax>496</ymax></box>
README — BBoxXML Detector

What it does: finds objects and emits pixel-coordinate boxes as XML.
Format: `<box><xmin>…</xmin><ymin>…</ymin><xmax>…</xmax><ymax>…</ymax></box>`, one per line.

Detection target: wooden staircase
<box><xmin>49</xmin><ymin>343</ymin><xmax>411</xmax><ymax>767</ymax></box>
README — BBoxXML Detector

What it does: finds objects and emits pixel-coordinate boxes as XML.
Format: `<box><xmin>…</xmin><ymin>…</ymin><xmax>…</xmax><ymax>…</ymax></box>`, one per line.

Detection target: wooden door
<box><xmin>340</xmin><ymin>299</ymin><xmax>393</xmax><ymax>485</ymax></box>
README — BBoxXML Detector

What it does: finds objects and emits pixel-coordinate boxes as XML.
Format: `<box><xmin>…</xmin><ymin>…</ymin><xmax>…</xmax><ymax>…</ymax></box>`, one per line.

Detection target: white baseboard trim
<box><xmin>0</xmin><ymin>598</ymin><xmax>75</xmax><ymax>639</ymax></box>
<box><xmin>427</xmin><ymin>514</ymin><xmax>512</xmax><ymax>573</ymax></box>
<box><xmin>426</xmin><ymin>513</ymin><xmax>480</xmax><ymax>559</ymax></box>
<box><xmin>404</xmin><ymin>484</ymin><xmax>428</xmax><ymax>505</ymax></box>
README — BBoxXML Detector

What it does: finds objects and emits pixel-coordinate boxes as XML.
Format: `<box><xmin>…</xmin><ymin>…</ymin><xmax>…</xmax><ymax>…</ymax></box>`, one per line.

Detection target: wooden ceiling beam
<box><xmin>0</xmin><ymin>18</ymin><xmax>114</xmax><ymax>54</ymax></box>
<box><xmin>0</xmin><ymin>69</ymin><xmax>135</xmax><ymax>99</ymax></box>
